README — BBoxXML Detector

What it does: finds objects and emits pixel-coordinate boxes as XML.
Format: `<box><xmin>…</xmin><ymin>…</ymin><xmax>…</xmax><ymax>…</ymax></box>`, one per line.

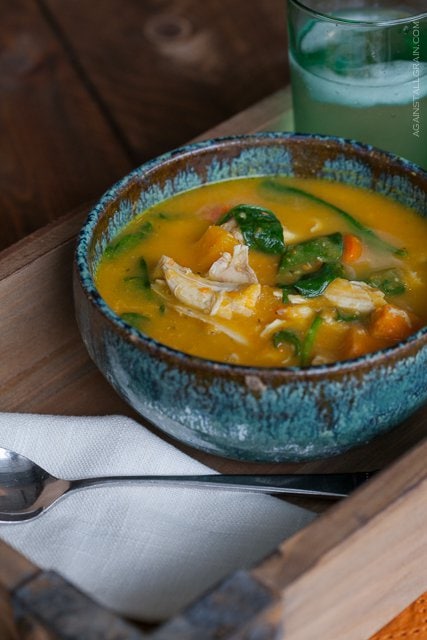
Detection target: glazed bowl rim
<box><xmin>75</xmin><ymin>131</ymin><xmax>427</xmax><ymax>379</ymax></box>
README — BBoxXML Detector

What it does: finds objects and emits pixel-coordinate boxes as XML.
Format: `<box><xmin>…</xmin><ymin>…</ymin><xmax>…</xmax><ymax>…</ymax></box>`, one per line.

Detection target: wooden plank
<box><xmin>193</xmin><ymin>88</ymin><xmax>294</xmax><ymax>143</ymax></box>
<box><xmin>150</xmin><ymin>572</ymin><xmax>281</xmax><ymax>640</ymax></box>
<box><xmin>0</xmin><ymin>585</ymin><xmax>20</xmax><ymax>640</ymax></box>
<box><xmin>0</xmin><ymin>540</ymin><xmax>40</xmax><ymax>592</ymax></box>
<box><xmin>0</xmin><ymin>86</ymin><xmax>290</xmax><ymax>283</ymax></box>
<box><xmin>0</xmin><ymin>0</ymin><xmax>131</xmax><ymax>251</ymax></box>
<box><xmin>0</xmin><ymin>203</ymin><xmax>90</xmax><ymax>281</ymax></box>
<box><xmin>0</xmin><ymin>542</ymin><xmax>147</xmax><ymax>638</ymax></box>
<box><xmin>14</xmin><ymin>572</ymin><xmax>145</xmax><ymax>640</ymax></box>
<box><xmin>42</xmin><ymin>0</ymin><xmax>289</xmax><ymax>162</ymax></box>
<box><xmin>252</xmin><ymin>439</ymin><xmax>427</xmax><ymax>639</ymax></box>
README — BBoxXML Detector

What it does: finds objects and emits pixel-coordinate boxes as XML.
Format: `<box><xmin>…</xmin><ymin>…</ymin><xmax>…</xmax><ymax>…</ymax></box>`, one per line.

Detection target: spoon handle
<box><xmin>71</xmin><ymin>471</ymin><xmax>376</xmax><ymax>499</ymax></box>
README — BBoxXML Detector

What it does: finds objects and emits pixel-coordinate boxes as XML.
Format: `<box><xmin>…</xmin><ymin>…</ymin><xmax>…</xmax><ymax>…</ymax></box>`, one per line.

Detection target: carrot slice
<box><xmin>342</xmin><ymin>234</ymin><xmax>363</xmax><ymax>263</ymax></box>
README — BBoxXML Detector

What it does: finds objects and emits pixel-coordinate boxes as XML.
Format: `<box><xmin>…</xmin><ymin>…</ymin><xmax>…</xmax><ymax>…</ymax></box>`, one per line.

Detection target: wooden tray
<box><xmin>1</xmin><ymin>88</ymin><xmax>426</xmax><ymax>639</ymax></box>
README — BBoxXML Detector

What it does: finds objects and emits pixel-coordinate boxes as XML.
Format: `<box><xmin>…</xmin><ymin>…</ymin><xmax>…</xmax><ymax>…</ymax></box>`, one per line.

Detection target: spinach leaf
<box><xmin>218</xmin><ymin>204</ymin><xmax>285</xmax><ymax>254</ymax></box>
<box><xmin>294</xmin><ymin>263</ymin><xmax>344</xmax><ymax>298</ymax></box>
<box><xmin>104</xmin><ymin>221</ymin><xmax>153</xmax><ymax>259</ymax></box>
<box><xmin>278</xmin><ymin>233</ymin><xmax>343</xmax><ymax>284</ymax></box>
<box><xmin>272</xmin><ymin>330</ymin><xmax>301</xmax><ymax>357</ymax></box>
<box><xmin>278</xmin><ymin>284</ymin><xmax>298</xmax><ymax>303</ymax></box>
<box><xmin>366</xmin><ymin>268</ymin><xmax>406</xmax><ymax>296</ymax></box>
<box><xmin>301</xmin><ymin>315</ymin><xmax>323</xmax><ymax>366</ymax></box>
<box><xmin>120</xmin><ymin>312</ymin><xmax>149</xmax><ymax>328</ymax></box>
<box><xmin>124</xmin><ymin>257</ymin><xmax>154</xmax><ymax>300</ymax></box>
<box><xmin>124</xmin><ymin>257</ymin><xmax>151</xmax><ymax>290</ymax></box>
<box><xmin>259</xmin><ymin>180</ymin><xmax>406</xmax><ymax>257</ymax></box>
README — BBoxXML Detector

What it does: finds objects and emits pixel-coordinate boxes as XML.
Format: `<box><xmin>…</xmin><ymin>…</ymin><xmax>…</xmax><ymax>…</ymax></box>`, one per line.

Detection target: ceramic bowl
<box><xmin>73</xmin><ymin>133</ymin><xmax>427</xmax><ymax>462</ymax></box>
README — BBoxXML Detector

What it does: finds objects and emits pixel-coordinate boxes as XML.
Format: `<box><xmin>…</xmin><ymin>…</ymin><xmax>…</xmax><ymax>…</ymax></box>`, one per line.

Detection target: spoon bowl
<box><xmin>0</xmin><ymin>446</ymin><xmax>376</xmax><ymax>522</ymax></box>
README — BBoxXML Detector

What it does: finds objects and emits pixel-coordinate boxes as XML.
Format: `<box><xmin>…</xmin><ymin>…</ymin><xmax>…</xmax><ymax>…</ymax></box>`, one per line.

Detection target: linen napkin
<box><xmin>0</xmin><ymin>413</ymin><xmax>315</xmax><ymax>622</ymax></box>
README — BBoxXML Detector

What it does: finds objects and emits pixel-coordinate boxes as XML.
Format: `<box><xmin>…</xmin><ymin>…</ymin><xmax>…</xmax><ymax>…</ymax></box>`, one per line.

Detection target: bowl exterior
<box><xmin>74</xmin><ymin>278</ymin><xmax>427</xmax><ymax>461</ymax></box>
<box><xmin>74</xmin><ymin>133</ymin><xmax>427</xmax><ymax>461</ymax></box>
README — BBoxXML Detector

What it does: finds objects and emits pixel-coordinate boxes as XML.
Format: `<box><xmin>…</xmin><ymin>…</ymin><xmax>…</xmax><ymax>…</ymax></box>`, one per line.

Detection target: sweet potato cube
<box><xmin>370</xmin><ymin>304</ymin><xmax>413</xmax><ymax>342</ymax></box>
<box><xmin>193</xmin><ymin>225</ymin><xmax>238</xmax><ymax>273</ymax></box>
<box><xmin>344</xmin><ymin>326</ymin><xmax>379</xmax><ymax>359</ymax></box>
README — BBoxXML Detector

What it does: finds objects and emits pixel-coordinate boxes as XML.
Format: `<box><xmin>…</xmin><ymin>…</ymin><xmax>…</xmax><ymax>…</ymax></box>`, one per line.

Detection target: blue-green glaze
<box><xmin>73</xmin><ymin>133</ymin><xmax>427</xmax><ymax>461</ymax></box>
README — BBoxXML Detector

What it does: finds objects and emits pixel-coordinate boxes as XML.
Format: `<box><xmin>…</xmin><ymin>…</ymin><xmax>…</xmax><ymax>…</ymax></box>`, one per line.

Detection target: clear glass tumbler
<box><xmin>288</xmin><ymin>0</ymin><xmax>427</xmax><ymax>169</ymax></box>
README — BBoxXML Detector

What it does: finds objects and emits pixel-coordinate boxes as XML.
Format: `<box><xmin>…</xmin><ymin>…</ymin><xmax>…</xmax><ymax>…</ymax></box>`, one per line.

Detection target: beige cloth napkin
<box><xmin>0</xmin><ymin>413</ymin><xmax>315</xmax><ymax>621</ymax></box>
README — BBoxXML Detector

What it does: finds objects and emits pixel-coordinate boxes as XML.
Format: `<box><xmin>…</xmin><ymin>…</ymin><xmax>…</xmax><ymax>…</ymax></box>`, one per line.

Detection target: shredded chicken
<box><xmin>277</xmin><ymin>305</ymin><xmax>315</xmax><ymax>322</ymax></box>
<box><xmin>208</xmin><ymin>244</ymin><xmax>258</xmax><ymax>284</ymax></box>
<box><xmin>260</xmin><ymin>319</ymin><xmax>288</xmax><ymax>339</ymax></box>
<box><xmin>219</xmin><ymin>218</ymin><xmax>244</xmax><ymax>243</ymax></box>
<box><xmin>288</xmin><ymin>294</ymin><xmax>309</xmax><ymax>305</ymax></box>
<box><xmin>151</xmin><ymin>281</ymin><xmax>249</xmax><ymax>345</ymax></box>
<box><xmin>323</xmin><ymin>278</ymin><xmax>386</xmax><ymax>313</ymax></box>
<box><xmin>156</xmin><ymin>255</ymin><xmax>261</xmax><ymax>320</ymax></box>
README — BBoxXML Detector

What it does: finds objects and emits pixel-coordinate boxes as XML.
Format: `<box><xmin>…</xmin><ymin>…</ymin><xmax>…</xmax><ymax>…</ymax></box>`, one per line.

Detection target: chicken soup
<box><xmin>95</xmin><ymin>177</ymin><xmax>427</xmax><ymax>367</ymax></box>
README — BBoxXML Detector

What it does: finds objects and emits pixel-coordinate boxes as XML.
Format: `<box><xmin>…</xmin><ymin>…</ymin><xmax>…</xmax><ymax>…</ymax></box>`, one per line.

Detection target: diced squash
<box><xmin>344</xmin><ymin>326</ymin><xmax>380</xmax><ymax>359</ymax></box>
<box><xmin>193</xmin><ymin>225</ymin><xmax>239</xmax><ymax>273</ymax></box>
<box><xmin>370</xmin><ymin>304</ymin><xmax>413</xmax><ymax>342</ymax></box>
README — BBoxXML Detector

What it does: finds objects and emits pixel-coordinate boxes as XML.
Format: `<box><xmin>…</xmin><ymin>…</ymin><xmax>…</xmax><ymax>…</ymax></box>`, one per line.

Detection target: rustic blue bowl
<box><xmin>73</xmin><ymin>133</ymin><xmax>427</xmax><ymax>462</ymax></box>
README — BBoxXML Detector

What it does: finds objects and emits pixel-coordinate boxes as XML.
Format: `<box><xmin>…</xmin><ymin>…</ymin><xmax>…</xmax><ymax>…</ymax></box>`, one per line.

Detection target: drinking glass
<box><xmin>287</xmin><ymin>0</ymin><xmax>427</xmax><ymax>169</ymax></box>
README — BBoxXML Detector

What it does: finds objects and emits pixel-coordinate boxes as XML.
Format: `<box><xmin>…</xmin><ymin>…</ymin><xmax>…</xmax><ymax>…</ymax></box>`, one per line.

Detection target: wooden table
<box><xmin>0</xmin><ymin>0</ymin><xmax>287</xmax><ymax>252</ymax></box>
<box><xmin>1</xmin><ymin>2</ymin><xmax>426</xmax><ymax>638</ymax></box>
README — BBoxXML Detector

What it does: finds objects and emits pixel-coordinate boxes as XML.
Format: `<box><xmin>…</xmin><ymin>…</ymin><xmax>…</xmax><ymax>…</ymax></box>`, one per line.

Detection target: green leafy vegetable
<box><xmin>366</xmin><ymin>268</ymin><xmax>406</xmax><ymax>296</ymax></box>
<box><xmin>279</xmin><ymin>284</ymin><xmax>298</xmax><ymax>303</ymax></box>
<box><xmin>218</xmin><ymin>204</ymin><xmax>285</xmax><ymax>254</ymax></box>
<box><xmin>278</xmin><ymin>233</ymin><xmax>343</xmax><ymax>284</ymax></box>
<box><xmin>293</xmin><ymin>263</ymin><xmax>344</xmax><ymax>298</ymax></box>
<box><xmin>120</xmin><ymin>312</ymin><xmax>149</xmax><ymax>328</ymax></box>
<box><xmin>124</xmin><ymin>257</ymin><xmax>151</xmax><ymax>290</ymax></box>
<box><xmin>259</xmin><ymin>180</ymin><xmax>406</xmax><ymax>257</ymax></box>
<box><xmin>104</xmin><ymin>221</ymin><xmax>153</xmax><ymax>259</ymax></box>
<box><xmin>301</xmin><ymin>315</ymin><xmax>323</xmax><ymax>366</ymax></box>
<box><xmin>272</xmin><ymin>330</ymin><xmax>301</xmax><ymax>356</ymax></box>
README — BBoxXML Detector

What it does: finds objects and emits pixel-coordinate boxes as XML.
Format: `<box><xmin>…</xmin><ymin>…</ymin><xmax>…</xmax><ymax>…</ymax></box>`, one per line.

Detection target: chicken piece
<box><xmin>279</xmin><ymin>304</ymin><xmax>315</xmax><ymax>322</ymax></box>
<box><xmin>157</xmin><ymin>256</ymin><xmax>261</xmax><ymax>320</ymax></box>
<box><xmin>287</xmin><ymin>294</ymin><xmax>310</xmax><ymax>305</ymax></box>
<box><xmin>213</xmin><ymin>284</ymin><xmax>261</xmax><ymax>319</ymax></box>
<box><xmin>323</xmin><ymin>278</ymin><xmax>386</xmax><ymax>313</ymax></box>
<box><xmin>151</xmin><ymin>280</ymin><xmax>249</xmax><ymax>345</ymax></box>
<box><xmin>208</xmin><ymin>244</ymin><xmax>258</xmax><ymax>284</ymax></box>
<box><xmin>219</xmin><ymin>218</ymin><xmax>244</xmax><ymax>243</ymax></box>
<box><xmin>260</xmin><ymin>319</ymin><xmax>288</xmax><ymax>339</ymax></box>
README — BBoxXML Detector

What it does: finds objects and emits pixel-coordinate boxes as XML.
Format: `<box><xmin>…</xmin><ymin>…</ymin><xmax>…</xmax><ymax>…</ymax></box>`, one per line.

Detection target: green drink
<box><xmin>288</xmin><ymin>2</ymin><xmax>427</xmax><ymax>169</ymax></box>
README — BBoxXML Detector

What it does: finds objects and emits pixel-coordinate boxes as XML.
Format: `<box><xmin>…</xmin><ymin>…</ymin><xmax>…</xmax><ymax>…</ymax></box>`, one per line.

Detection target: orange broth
<box><xmin>95</xmin><ymin>177</ymin><xmax>427</xmax><ymax>367</ymax></box>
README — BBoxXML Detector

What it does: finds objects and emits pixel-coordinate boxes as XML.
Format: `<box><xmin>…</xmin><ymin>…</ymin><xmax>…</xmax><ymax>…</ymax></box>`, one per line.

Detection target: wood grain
<box><xmin>0</xmin><ymin>585</ymin><xmax>19</xmax><ymax>640</ymax></box>
<box><xmin>43</xmin><ymin>0</ymin><xmax>289</xmax><ymax>162</ymax></box>
<box><xmin>0</xmin><ymin>540</ymin><xmax>40</xmax><ymax>592</ymax></box>
<box><xmin>0</xmin><ymin>0</ymin><xmax>131</xmax><ymax>251</ymax></box>
<box><xmin>252</xmin><ymin>440</ymin><xmax>427</xmax><ymax>639</ymax></box>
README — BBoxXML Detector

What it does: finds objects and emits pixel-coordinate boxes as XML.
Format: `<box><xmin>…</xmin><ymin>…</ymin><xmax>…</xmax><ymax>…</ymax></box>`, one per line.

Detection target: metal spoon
<box><xmin>0</xmin><ymin>446</ymin><xmax>376</xmax><ymax>522</ymax></box>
